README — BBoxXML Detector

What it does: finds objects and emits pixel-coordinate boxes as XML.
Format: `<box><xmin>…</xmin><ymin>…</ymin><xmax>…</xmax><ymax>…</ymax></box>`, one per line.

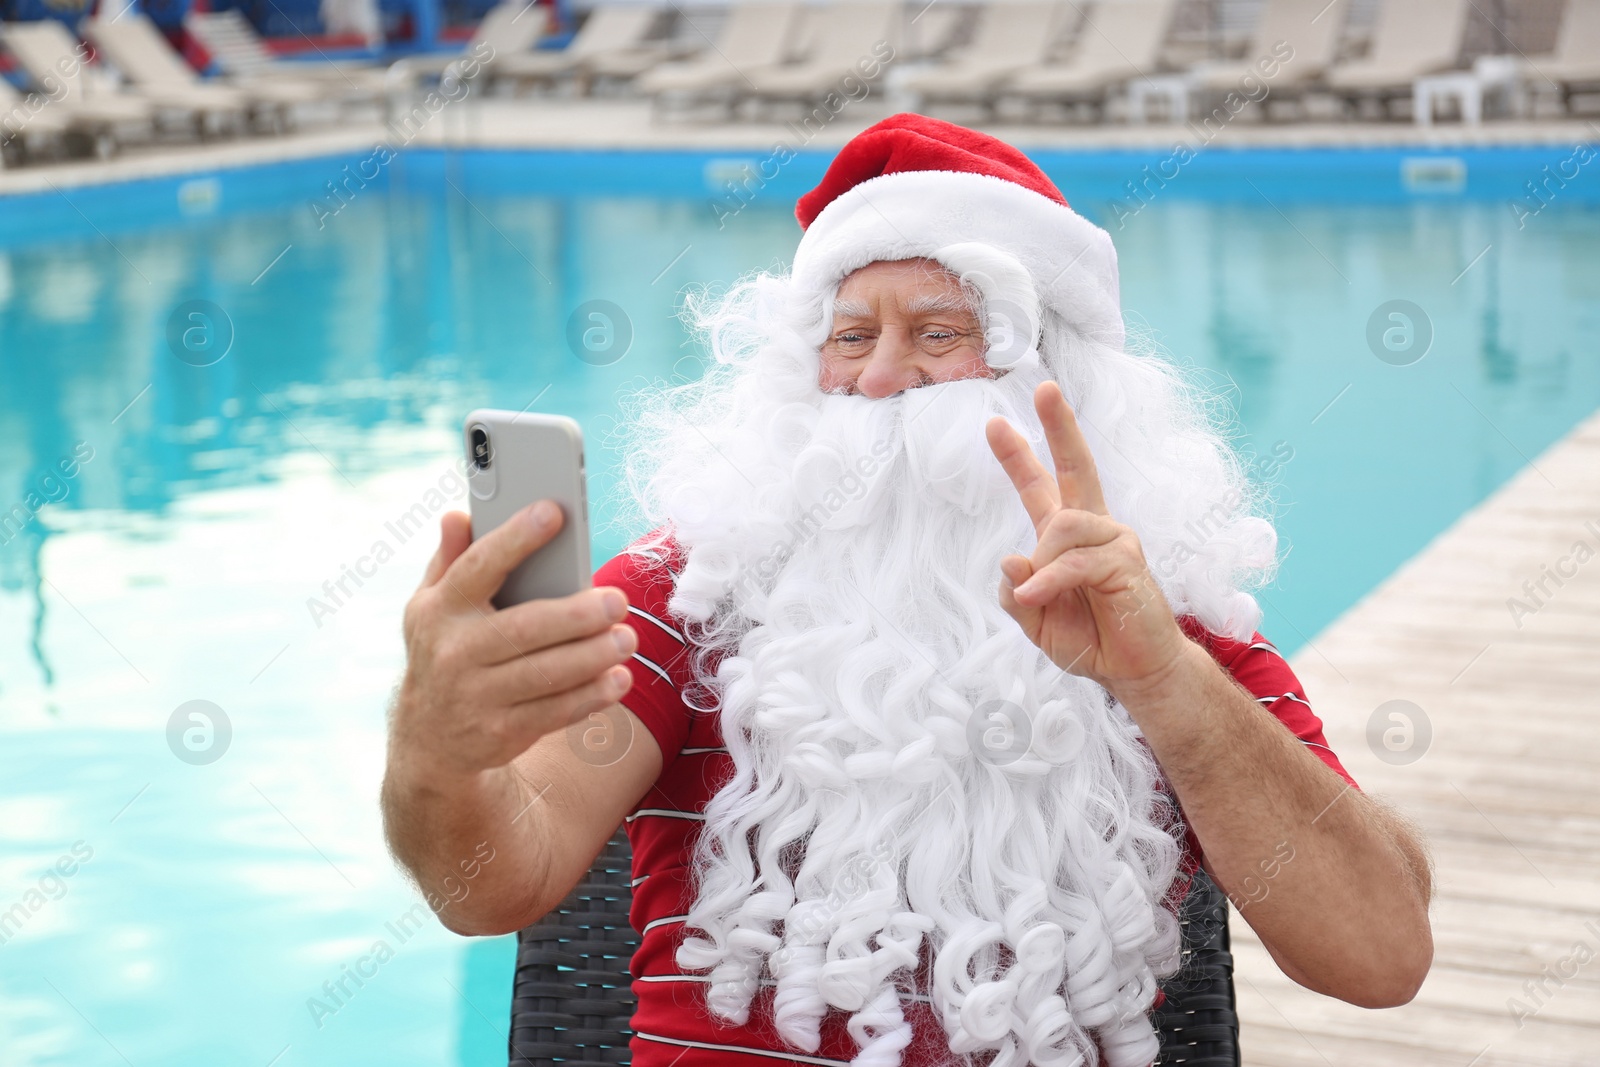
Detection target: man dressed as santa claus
<box><xmin>382</xmin><ymin>115</ymin><xmax>1434</xmax><ymax>1067</ymax></box>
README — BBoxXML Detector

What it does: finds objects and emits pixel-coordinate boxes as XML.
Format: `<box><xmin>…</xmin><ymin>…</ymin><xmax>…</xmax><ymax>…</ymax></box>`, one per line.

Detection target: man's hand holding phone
<box><xmin>390</xmin><ymin>500</ymin><xmax>636</xmax><ymax>784</ymax></box>
<box><xmin>383</xmin><ymin>409</ymin><xmax>665</xmax><ymax>936</ymax></box>
<box><xmin>380</xmin><ymin>500</ymin><xmax>666</xmax><ymax>937</ymax></box>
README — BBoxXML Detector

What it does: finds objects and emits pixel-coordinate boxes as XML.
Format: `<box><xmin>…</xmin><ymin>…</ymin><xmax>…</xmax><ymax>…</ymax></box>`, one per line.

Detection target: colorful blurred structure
<box><xmin>0</xmin><ymin>0</ymin><xmax>543</xmax><ymax>53</ymax></box>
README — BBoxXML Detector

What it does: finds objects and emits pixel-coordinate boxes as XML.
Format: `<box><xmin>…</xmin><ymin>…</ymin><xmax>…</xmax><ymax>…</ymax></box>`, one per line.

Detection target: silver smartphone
<box><xmin>464</xmin><ymin>409</ymin><xmax>592</xmax><ymax>608</ymax></box>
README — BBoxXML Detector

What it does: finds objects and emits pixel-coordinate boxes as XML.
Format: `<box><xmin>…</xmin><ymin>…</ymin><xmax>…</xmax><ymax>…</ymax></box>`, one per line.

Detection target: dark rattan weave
<box><xmin>1151</xmin><ymin>867</ymin><xmax>1239</xmax><ymax>1066</ymax></box>
<box><xmin>512</xmin><ymin>831</ymin><xmax>1238</xmax><ymax>1067</ymax></box>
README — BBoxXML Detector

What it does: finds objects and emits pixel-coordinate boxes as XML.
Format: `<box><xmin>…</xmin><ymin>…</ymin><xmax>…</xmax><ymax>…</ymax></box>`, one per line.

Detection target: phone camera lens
<box><xmin>470</xmin><ymin>427</ymin><xmax>492</xmax><ymax>470</ymax></box>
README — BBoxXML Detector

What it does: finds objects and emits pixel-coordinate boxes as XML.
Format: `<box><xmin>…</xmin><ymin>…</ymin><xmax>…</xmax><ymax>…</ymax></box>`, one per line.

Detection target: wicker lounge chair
<box><xmin>1001</xmin><ymin>0</ymin><xmax>1177</xmax><ymax>121</ymax></box>
<box><xmin>639</xmin><ymin>1</ymin><xmax>803</xmax><ymax>116</ymax></box>
<box><xmin>0</xmin><ymin>20</ymin><xmax>157</xmax><ymax>154</ymax></box>
<box><xmin>1323</xmin><ymin>0</ymin><xmax>1470</xmax><ymax>118</ymax></box>
<box><xmin>900</xmin><ymin>1</ymin><xmax>1073</xmax><ymax>115</ymax></box>
<box><xmin>493</xmin><ymin>6</ymin><xmax>668</xmax><ymax>95</ymax></box>
<box><xmin>509</xmin><ymin>829</ymin><xmax>1240</xmax><ymax>1067</ymax></box>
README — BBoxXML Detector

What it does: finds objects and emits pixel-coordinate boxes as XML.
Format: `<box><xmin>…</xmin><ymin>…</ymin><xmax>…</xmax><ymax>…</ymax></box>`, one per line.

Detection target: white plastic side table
<box><xmin>1414</xmin><ymin>57</ymin><xmax>1525</xmax><ymax>125</ymax></box>
<box><xmin>1414</xmin><ymin>72</ymin><xmax>1483</xmax><ymax>125</ymax></box>
<box><xmin>1127</xmin><ymin>74</ymin><xmax>1193</xmax><ymax>124</ymax></box>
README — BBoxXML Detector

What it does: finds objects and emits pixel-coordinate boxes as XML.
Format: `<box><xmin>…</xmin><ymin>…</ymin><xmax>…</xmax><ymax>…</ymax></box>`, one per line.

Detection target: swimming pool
<box><xmin>1</xmin><ymin>145</ymin><xmax>1597</xmax><ymax>1065</ymax></box>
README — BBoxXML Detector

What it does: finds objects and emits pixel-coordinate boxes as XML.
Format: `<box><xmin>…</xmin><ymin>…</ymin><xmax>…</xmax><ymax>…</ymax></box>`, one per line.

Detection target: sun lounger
<box><xmin>185</xmin><ymin>8</ymin><xmax>388</xmax><ymax>105</ymax></box>
<box><xmin>1324</xmin><ymin>0</ymin><xmax>1470</xmax><ymax>117</ymax></box>
<box><xmin>905</xmin><ymin>1</ymin><xmax>967</xmax><ymax>62</ymax></box>
<box><xmin>1001</xmin><ymin>0</ymin><xmax>1177</xmax><ymax>119</ymax></box>
<box><xmin>0</xmin><ymin>75</ymin><xmax>72</xmax><ymax>164</ymax></box>
<box><xmin>638</xmin><ymin>1</ymin><xmax>802</xmax><ymax>115</ymax></box>
<box><xmin>739</xmin><ymin>1</ymin><xmax>901</xmax><ymax>106</ymax></box>
<box><xmin>2</xmin><ymin>20</ymin><xmax>160</xmax><ymax>151</ymax></box>
<box><xmin>1520</xmin><ymin>0</ymin><xmax>1600</xmax><ymax>112</ymax></box>
<box><xmin>81</xmin><ymin>13</ymin><xmax>312</xmax><ymax>134</ymax></box>
<box><xmin>492</xmin><ymin>5</ymin><xmax>666</xmax><ymax>94</ymax></box>
<box><xmin>1188</xmin><ymin>0</ymin><xmax>1340</xmax><ymax>91</ymax></box>
<box><xmin>1179</xmin><ymin>0</ymin><xmax>1343</xmax><ymax>121</ymax></box>
<box><xmin>901</xmin><ymin>1</ymin><xmax>1072</xmax><ymax>114</ymax></box>
<box><xmin>394</xmin><ymin>0</ymin><xmax>547</xmax><ymax>82</ymax></box>
<box><xmin>582</xmin><ymin>7</ymin><xmax>677</xmax><ymax>84</ymax></box>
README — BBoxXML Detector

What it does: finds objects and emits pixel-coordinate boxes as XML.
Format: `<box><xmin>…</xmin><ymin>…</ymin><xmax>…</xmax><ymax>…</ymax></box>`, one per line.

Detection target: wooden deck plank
<box><xmin>1236</xmin><ymin>408</ymin><xmax>1600</xmax><ymax>1066</ymax></box>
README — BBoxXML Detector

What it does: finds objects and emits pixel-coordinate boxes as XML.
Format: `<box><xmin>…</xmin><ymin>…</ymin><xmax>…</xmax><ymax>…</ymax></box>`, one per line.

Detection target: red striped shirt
<box><xmin>594</xmin><ymin>535</ymin><xmax>1358</xmax><ymax>1067</ymax></box>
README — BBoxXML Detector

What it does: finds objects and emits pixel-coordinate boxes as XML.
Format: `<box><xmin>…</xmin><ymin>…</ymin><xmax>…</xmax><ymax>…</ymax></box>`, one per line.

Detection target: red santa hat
<box><xmin>790</xmin><ymin>113</ymin><xmax>1125</xmax><ymax>352</ymax></box>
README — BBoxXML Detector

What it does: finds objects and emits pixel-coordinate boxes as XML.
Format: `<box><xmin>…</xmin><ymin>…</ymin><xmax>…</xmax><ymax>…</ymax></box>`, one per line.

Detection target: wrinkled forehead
<box><xmin>830</xmin><ymin>257</ymin><xmax>982</xmax><ymax>317</ymax></box>
<box><xmin>838</xmin><ymin>256</ymin><xmax>962</xmax><ymax>287</ymax></box>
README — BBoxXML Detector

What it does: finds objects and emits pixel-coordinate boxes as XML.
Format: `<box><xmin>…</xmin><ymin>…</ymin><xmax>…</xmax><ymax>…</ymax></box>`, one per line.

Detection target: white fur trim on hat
<box><xmin>791</xmin><ymin>170</ymin><xmax>1125</xmax><ymax>351</ymax></box>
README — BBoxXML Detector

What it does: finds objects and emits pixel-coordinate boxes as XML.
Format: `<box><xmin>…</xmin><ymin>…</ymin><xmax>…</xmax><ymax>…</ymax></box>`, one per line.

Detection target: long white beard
<box><xmin>617</xmin><ymin>271</ymin><xmax>1276</xmax><ymax>1067</ymax></box>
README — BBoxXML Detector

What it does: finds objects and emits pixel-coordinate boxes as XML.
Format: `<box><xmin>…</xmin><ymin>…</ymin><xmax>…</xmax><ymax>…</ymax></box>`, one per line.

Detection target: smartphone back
<box><xmin>464</xmin><ymin>410</ymin><xmax>591</xmax><ymax>608</ymax></box>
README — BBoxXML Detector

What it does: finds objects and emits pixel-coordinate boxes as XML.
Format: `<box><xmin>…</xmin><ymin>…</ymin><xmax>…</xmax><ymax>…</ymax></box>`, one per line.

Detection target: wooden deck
<box><xmin>1235</xmin><ymin>409</ymin><xmax>1600</xmax><ymax>1066</ymax></box>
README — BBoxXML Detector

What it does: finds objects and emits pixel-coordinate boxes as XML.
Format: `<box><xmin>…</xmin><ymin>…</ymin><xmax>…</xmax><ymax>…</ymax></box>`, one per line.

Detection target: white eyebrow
<box><xmin>830</xmin><ymin>293</ymin><xmax>977</xmax><ymax>323</ymax></box>
<box><xmin>904</xmin><ymin>292</ymin><xmax>978</xmax><ymax>318</ymax></box>
<box><xmin>831</xmin><ymin>298</ymin><xmax>872</xmax><ymax>321</ymax></box>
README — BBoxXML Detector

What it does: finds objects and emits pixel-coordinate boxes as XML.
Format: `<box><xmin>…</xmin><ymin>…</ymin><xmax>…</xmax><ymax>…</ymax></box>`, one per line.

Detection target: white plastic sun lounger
<box><xmin>1179</xmin><ymin>0</ymin><xmax>1344</xmax><ymax>121</ymax></box>
<box><xmin>739</xmin><ymin>1</ymin><xmax>901</xmax><ymax>105</ymax></box>
<box><xmin>1</xmin><ymin>20</ymin><xmax>157</xmax><ymax>152</ymax></box>
<box><xmin>185</xmin><ymin>9</ymin><xmax>388</xmax><ymax>105</ymax></box>
<box><xmin>0</xmin><ymin>74</ymin><xmax>73</xmax><ymax>164</ymax></box>
<box><xmin>639</xmin><ymin>1</ymin><xmax>802</xmax><ymax>114</ymax></box>
<box><xmin>492</xmin><ymin>5</ymin><xmax>666</xmax><ymax>93</ymax></box>
<box><xmin>394</xmin><ymin>0</ymin><xmax>548</xmax><ymax>82</ymax></box>
<box><xmin>1002</xmin><ymin>0</ymin><xmax>1176</xmax><ymax>117</ymax></box>
<box><xmin>1520</xmin><ymin>0</ymin><xmax>1600</xmax><ymax>112</ymax></box>
<box><xmin>901</xmin><ymin>1</ymin><xmax>1071</xmax><ymax>112</ymax></box>
<box><xmin>1188</xmin><ymin>0</ymin><xmax>1341</xmax><ymax>91</ymax></box>
<box><xmin>1323</xmin><ymin>0</ymin><xmax>1470</xmax><ymax>115</ymax></box>
<box><xmin>81</xmin><ymin>13</ymin><xmax>315</xmax><ymax>134</ymax></box>
<box><xmin>582</xmin><ymin>6</ymin><xmax>677</xmax><ymax>84</ymax></box>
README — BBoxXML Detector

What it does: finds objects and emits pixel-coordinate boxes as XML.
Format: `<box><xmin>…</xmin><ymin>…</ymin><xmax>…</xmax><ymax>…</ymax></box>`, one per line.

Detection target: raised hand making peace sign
<box><xmin>985</xmin><ymin>381</ymin><xmax>1191</xmax><ymax>698</ymax></box>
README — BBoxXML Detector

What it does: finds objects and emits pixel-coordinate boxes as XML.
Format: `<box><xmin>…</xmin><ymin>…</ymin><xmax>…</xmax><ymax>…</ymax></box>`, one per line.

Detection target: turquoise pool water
<box><xmin>1</xmin><ymin>146</ymin><xmax>1597</xmax><ymax>1065</ymax></box>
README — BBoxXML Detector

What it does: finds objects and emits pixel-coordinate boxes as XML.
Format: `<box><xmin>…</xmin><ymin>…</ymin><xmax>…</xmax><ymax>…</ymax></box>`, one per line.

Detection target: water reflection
<box><xmin>0</xmin><ymin>170</ymin><xmax>1597</xmax><ymax>1066</ymax></box>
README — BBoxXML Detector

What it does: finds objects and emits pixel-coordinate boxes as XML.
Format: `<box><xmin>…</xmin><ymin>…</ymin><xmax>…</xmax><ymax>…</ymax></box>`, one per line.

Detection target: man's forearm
<box><xmin>380</xmin><ymin>757</ymin><xmax>554</xmax><ymax>937</ymax></box>
<box><xmin>1111</xmin><ymin>639</ymin><xmax>1433</xmax><ymax>1006</ymax></box>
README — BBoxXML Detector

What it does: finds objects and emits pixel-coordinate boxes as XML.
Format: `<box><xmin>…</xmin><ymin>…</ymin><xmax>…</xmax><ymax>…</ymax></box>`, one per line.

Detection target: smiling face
<box><xmin>817</xmin><ymin>258</ymin><xmax>995</xmax><ymax>398</ymax></box>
